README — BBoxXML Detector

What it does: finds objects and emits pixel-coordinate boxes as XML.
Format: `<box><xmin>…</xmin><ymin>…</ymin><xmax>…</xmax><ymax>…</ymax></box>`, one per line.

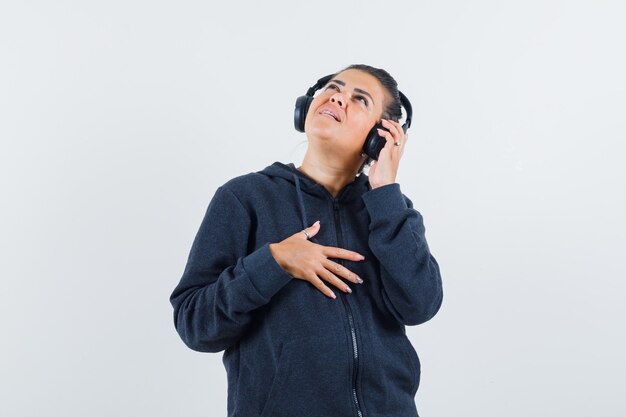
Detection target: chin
<box><xmin>304</xmin><ymin>123</ymin><xmax>339</xmax><ymax>142</ymax></box>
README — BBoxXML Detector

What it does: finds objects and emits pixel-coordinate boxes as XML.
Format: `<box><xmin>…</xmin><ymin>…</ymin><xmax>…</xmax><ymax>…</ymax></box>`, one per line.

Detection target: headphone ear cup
<box><xmin>362</xmin><ymin>123</ymin><xmax>387</xmax><ymax>160</ymax></box>
<box><xmin>294</xmin><ymin>96</ymin><xmax>313</xmax><ymax>132</ymax></box>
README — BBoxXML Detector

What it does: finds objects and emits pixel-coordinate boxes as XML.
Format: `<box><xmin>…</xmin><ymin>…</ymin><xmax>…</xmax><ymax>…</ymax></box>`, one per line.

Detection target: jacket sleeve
<box><xmin>169</xmin><ymin>186</ymin><xmax>293</xmax><ymax>353</ymax></box>
<box><xmin>362</xmin><ymin>183</ymin><xmax>443</xmax><ymax>326</ymax></box>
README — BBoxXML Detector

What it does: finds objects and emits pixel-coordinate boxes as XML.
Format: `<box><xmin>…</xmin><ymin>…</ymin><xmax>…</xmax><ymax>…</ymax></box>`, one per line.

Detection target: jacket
<box><xmin>169</xmin><ymin>161</ymin><xmax>443</xmax><ymax>417</ymax></box>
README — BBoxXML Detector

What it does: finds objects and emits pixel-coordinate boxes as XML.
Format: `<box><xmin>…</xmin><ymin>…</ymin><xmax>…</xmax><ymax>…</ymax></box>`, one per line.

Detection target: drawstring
<box><xmin>293</xmin><ymin>173</ymin><xmax>309</xmax><ymax>229</ymax></box>
<box><xmin>291</xmin><ymin>166</ymin><xmax>365</xmax><ymax>243</ymax></box>
<box><xmin>293</xmin><ymin>173</ymin><xmax>318</xmax><ymax>243</ymax></box>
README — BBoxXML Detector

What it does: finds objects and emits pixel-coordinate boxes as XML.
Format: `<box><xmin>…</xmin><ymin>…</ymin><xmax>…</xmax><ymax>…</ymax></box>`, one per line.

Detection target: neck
<box><xmin>297</xmin><ymin>152</ymin><xmax>365</xmax><ymax>198</ymax></box>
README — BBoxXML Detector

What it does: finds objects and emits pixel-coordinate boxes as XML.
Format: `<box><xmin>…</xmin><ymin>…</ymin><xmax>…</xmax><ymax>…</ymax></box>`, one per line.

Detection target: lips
<box><xmin>318</xmin><ymin>106</ymin><xmax>341</xmax><ymax>122</ymax></box>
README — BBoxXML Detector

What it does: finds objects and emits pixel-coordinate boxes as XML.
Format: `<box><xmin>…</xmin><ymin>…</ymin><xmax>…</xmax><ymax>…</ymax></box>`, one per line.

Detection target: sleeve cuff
<box><xmin>362</xmin><ymin>183</ymin><xmax>408</xmax><ymax>220</ymax></box>
<box><xmin>242</xmin><ymin>242</ymin><xmax>294</xmax><ymax>301</ymax></box>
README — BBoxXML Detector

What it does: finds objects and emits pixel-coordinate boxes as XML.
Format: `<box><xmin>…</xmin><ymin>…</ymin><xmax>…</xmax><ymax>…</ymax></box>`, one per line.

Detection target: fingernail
<box><xmin>358</xmin><ymin>255</ymin><xmax>365</xmax><ymax>260</ymax></box>
<box><xmin>330</xmin><ymin>291</ymin><xmax>336</xmax><ymax>299</ymax></box>
<box><xmin>345</xmin><ymin>286</ymin><xmax>352</xmax><ymax>294</ymax></box>
<box><xmin>314</xmin><ymin>220</ymin><xmax>320</xmax><ymax>226</ymax></box>
<box><xmin>356</xmin><ymin>277</ymin><xmax>363</xmax><ymax>284</ymax></box>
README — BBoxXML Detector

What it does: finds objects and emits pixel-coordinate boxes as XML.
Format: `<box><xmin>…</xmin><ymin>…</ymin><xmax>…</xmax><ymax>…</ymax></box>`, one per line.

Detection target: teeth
<box><xmin>321</xmin><ymin>110</ymin><xmax>338</xmax><ymax>120</ymax></box>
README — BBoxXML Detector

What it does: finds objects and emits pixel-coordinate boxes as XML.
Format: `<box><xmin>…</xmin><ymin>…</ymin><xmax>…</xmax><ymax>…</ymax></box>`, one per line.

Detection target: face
<box><xmin>304</xmin><ymin>69</ymin><xmax>388</xmax><ymax>159</ymax></box>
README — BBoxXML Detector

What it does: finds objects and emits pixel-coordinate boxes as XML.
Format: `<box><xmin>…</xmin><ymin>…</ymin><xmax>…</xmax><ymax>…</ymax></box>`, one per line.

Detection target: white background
<box><xmin>1</xmin><ymin>1</ymin><xmax>625</xmax><ymax>416</ymax></box>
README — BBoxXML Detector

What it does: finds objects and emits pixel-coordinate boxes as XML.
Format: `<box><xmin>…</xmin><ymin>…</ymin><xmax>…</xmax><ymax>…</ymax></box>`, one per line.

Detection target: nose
<box><xmin>330</xmin><ymin>93</ymin><xmax>346</xmax><ymax>108</ymax></box>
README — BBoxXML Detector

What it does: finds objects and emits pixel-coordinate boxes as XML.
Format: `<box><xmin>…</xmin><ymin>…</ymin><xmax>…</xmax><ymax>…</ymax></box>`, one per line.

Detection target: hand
<box><xmin>368</xmin><ymin>119</ymin><xmax>409</xmax><ymax>189</ymax></box>
<box><xmin>269</xmin><ymin>221</ymin><xmax>365</xmax><ymax>299</ymax></box>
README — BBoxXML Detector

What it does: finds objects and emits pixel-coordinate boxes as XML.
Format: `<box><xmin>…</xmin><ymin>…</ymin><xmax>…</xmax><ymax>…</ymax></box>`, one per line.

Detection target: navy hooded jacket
<box><xmin>169</xmin><ymin>161</ymin><xmax>443</xmax><ymax>417</ymax></box>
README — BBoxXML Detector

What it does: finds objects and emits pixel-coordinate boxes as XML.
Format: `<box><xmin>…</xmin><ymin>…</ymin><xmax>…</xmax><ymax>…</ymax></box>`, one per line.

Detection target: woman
<box><xmin>170</xmin><ymin>64</ymin><xmax>443</xmax><ymax>417</ymax></box>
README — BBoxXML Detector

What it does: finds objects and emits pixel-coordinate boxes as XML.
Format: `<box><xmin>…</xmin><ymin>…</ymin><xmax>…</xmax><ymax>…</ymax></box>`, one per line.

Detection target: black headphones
<box><xmin>294</xmin><ymin>74</ymin><xmax>413</xmax><ymax>160</ymax></box>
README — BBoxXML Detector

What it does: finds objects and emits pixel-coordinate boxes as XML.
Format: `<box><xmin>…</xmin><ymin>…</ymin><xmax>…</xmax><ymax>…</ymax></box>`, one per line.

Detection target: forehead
<box><xmin>333</xmin><ymin>69</ymin><xmax>383</xmax><ymax>92</ymax></box>
<box><xmin>332</xmin><ymin>69</ymin><xmax>388</xmax><ymax>106</ymax></box>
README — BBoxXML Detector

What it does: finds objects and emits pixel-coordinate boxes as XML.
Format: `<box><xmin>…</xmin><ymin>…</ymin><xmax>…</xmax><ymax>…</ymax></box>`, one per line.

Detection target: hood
<box><xmin>257</xmin><ymin>161</ymin><xmax>371</xmax><ymax>237</ymax></box>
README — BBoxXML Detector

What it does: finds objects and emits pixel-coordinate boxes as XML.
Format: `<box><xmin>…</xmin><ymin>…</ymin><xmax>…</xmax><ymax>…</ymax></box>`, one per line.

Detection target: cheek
<box><xmin>353</xmin><ymin>115</ymin><xmax>376</xmax><ymax>135</ymax></box>
<box><xmin>303</xmin><ymin>98</ymin><xmax>319</xmax><ymax>130</ymax></box>
<box><xmin>305</xmin><ymin>96</ymin><xmax>326</xmax><ymax>121</ymax></box>
<box><xmin>340</xmin><ymin>118</ymin><xmax>376</xmax><ymax>150</ymax></box>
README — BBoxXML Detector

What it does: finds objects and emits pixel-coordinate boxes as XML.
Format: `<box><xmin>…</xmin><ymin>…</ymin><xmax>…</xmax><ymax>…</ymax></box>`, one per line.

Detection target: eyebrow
<box><xmin>328</xmin><ymin>79</ymin><xmax>374</xmax><ymax>105</ymax></box>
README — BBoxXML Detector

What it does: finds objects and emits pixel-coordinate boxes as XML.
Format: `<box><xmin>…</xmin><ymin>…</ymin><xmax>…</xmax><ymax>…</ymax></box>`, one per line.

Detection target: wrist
<box><xmin>269</xmin><ymin>242</ymin><xmax>281</xmax><ymax>262</ymax></box>
<box><xmin>371</xmin><ymin>181</ymin><xmax>396</xmax><ymax>190</ymax></box>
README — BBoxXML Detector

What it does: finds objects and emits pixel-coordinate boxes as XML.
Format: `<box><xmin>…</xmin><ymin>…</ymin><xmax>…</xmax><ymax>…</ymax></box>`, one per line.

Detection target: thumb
<box><xmin>299</xmin><ymin>220</ymin><xmax>321</xmax><ymax>239</ymax></box>
<box><xmin>369</xmin><ymin>160</ymin><xmax>377</xmax><ymax>176</ymax></box>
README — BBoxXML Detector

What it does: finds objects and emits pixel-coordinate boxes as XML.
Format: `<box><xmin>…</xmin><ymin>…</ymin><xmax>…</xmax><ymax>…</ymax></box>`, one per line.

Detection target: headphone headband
<box><xmin>306</xmin><ymin>75</ymin><xmax>333</xmax><ymax>97</ymax></box>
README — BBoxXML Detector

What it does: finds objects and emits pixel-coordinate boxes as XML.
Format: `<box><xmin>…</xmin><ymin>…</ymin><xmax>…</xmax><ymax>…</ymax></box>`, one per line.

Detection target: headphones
<box><xmin>294</xmin><ymin>74</ymin><xmax>413</xmax><ymax>160</ymax></box>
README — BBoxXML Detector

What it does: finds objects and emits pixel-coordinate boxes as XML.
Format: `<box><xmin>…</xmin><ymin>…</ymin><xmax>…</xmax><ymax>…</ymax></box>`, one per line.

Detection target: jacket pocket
<box><xmin>400</xmin><ymin>336</ymin><xmax>421</xmax><ymax>396</ymax></box>
<box><xmin>259</xmin><ymin>335</ymin><xmax>352</xmax><ymax>417</ymax></box>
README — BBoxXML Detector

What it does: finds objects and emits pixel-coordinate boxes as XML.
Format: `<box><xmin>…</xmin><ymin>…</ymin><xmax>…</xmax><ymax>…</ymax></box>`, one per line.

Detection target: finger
<box><xmin>299</xmin><ymin>220</ymin><xmax>321</xmax><ymax>239</ymax></box>
<box><xmin>386</xmin><ymin>119</ymin><xmax>405</xmax><ymax>133</ymax></box>
<box><xmin>322</xmin><ymin>259</ymin><xmax>363</xmax><ymax>284</ymax></box>
<box><xmin>308</xmin><ymin>274</ymin><xmax>336</xmax><ymax>299</ymax></box>
<box><xmin>378</xmin><ymin>126</ymin><xmax>405</xmax><ymax>152</ymax></box>
<box><xmin>377</xmin><ymin>128</ymin><xmax>397</xmax><ymax>150</ymax></box>
<box><xmin>317</xmin><ymin>267</ymin><xmax>353</xmax><ymax>294</ymax></box>
<box><xmin>380</xmin><ymin>119</ymin><xmax>400</xmax><ymax>138</ymax></box>
<box><xmin>386</xmin><ymin>119</ymin><xmax>407</xmax><ymax>140</ymax></box>
<box><xmin>376</xmin><ymin>128</ymin><xmax>392</xmax><ymax>141</ymax></box>
<box><xmin>321</xmin><ymin>246</ymin><xmax>365</xmax><ymax>261</ymax></box>
<box><xmin>381</xmin><ymin>119</ymin><xmax>408</xmax><ymax>148</ymax></box>
<box><xmin>369</xmin><ymin>160</ymin><xmax>377</xmax><ymax>176</ymax></box>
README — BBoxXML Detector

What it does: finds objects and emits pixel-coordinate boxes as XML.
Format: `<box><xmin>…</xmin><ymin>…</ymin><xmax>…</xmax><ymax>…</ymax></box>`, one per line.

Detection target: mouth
<box><xmin>318</xmin><ymin>107</ymin><xmax>341</xmax><ymax>122</ymax></box>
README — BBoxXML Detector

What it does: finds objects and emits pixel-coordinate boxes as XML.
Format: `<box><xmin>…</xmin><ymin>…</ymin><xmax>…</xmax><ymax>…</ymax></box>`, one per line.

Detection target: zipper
<box><xmin>296</xmin><ymin>167</ymin><xmax>364</xmax><ymax>416</ymax></box>
<box><xmin>332</xmin><ymin>199</ymin><xmax>364</xmax><ymax>417</ymax></box>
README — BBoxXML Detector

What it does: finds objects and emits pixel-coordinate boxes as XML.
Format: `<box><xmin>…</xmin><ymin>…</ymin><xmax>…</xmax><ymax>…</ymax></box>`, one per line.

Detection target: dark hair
<box><xmin>333</xmin><ymin>64</ymin><xmax>403</xmax><ymax>175</ymax></box>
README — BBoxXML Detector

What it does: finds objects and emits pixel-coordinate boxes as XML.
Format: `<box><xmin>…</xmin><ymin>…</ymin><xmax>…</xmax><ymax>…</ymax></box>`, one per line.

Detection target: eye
<box><xmin>325</xmin><ymin>83</ymin><xmax>340</xmax><ymax>91</ymax></box>
<box><xmin>354</xmin><ymin>95</ymin><xmax>369</xmax><ymax>106</ymax></box>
